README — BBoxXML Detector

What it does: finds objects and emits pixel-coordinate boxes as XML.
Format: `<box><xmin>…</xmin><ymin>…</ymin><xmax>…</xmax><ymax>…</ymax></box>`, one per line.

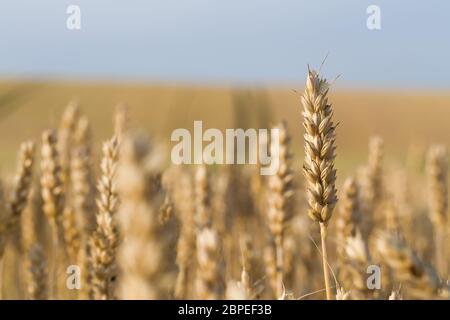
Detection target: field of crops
<box><xmin>0</xmin><ymin>71</ymin><xmax>449</xmax><ymax>299</ymax></box>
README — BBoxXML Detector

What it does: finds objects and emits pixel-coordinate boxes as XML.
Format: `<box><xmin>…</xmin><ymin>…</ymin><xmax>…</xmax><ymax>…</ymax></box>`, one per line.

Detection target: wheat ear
<box><xmin>58</xmin><ymin>102</ymin><xmax>82</xmax><ymax>265</ymax></box>
<box><xmin>26</xmin><ymin>243</ymin><xmax>48</xmax><ymax>300</ymax></box>
<box><xmin>194</xmin><ymin>165</ymin><xmax>224</xmax><ymax>299</ymax></box>
<box><xmin>6</xmin><ymin>141</ymin><xmax>36</xmax><ymax>233</ymax></box>
<box><xmin>71</xmin><ymin>116</ymin><xmax>96</xmax><ymax>234</ymax></box>
<box><xmin>21</xmin><ymin>187</ymin><xmax>47</xmax><ymax>300</ymax></box>
<box><xmin>90</xmin><ymin>137</ymin><xmax>119</xmax><ymax>299</ymax></box>
<box><xmin>336</xmin><ymin>177</ymin><xmax>360</xmax><ymax>257</ymax></box>
<box><xmin>71</xmin><ymin>116</ymin><xmax>96</xmax><ymax>298</ymax></box>
<box><xmin>302</xmin><ymin>69</ymin><xmax>338</xmax><ymax>300</ymax></box>
<box><xmin>0</xmin><ymin>141</ymin><xmax>35</xmax><ymax>255</ymax></box>
<box><xmin>40</xmin><ymin>129</ymin><xmax>65</xmax><ymax>299</ymax></box>
<box><xmin>58</xmin><ymin>101</ymin><xmax>80</xmax><ymax>186</ymax></box>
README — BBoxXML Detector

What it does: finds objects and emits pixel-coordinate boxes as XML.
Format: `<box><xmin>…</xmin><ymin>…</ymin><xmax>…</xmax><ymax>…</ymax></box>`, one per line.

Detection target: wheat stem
<box><xmin>320</xmin><ymin>222</ymin><xmax>332</xmax><ymax>300</ymax></box>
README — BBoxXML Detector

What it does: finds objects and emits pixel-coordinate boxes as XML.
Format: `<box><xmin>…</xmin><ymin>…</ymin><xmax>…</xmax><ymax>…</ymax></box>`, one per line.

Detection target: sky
<box><xmin>0</xmin><ymin>0</ymin><xmax>449</xmax><ymax>88</ymax></box>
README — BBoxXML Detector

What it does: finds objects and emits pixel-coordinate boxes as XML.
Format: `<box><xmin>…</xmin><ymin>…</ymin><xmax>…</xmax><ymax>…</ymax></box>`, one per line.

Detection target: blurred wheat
<box><xmin>0</xmin><ymin>69</ymin><xmax>448</xmax><ymax>300</ymax></box>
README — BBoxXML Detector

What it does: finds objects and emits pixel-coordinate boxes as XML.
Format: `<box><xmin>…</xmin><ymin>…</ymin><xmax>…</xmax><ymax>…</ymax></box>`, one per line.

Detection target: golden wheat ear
<box><xmin>90</xmin><ymin>137</ymin><xmax>119</xmax><ymax>300</ymax></box>
<box><xmin>302</xmin><ymin>69</ymin><xmax>338</xmax><ymax>300</ymax></box>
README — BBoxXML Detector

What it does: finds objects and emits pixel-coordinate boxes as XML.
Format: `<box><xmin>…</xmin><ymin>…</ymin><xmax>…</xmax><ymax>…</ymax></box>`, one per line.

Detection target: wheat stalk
<box><xmin>0</xmin><ymin>180</ymin><xmax>6</xmax><ymax>297</ymax></box>
<box><xmin>196</xmin><ymin>227</ymin><xmax>224</xmax><ymax>299</ymax></box>
<box><xmin>26</xmin><ymin>244</ymin><xmax>48</xmax><ymax>300</ymax></box>
<box><xmin>360</xmin><ymin>136</ymin><xmax>383</xmax><ymax>239</ymax></box>
<box><xmin>114</xmin><ymin>103</ymin><xmax>129</xmax><ymax>143</ymax></box>
<box><xmin>58</xmin><ymin>101</ymin><xmax>80</xmax><ymax>186</ymax></box>
<box><xmin>90</xmin><ymin>137</ymin><xmax>119</xmax><ymax>300</ymax></box>
<box><xmin>336</xmin><ymin>178</ymin><xmax>372</xmax><ymax>299</ymax></box>
<box><xmin>6</xmin><ymin>141</ymin><xmax>35</xmax><ymax>233</ymax></box>
<box><xmin>341</xmin><ymin>231</ymin><xmax>372</xmax><ymax>299</ymax></box>
<box><xmin>194</xmin><ymin>165</ymin><xmax>224</xmax><ymax>299</ymax></box>
<box><xmin>0</xmin><ymin>141</ymin><xmax>35</xmax><ymax>258</ymax></box>
<box><xmin>71</xmin><ymin>116</ymin><xmax>96</xmax><ymax>235</ymax></box>
<box><xmin>267</xmin><ymin>120</ymin><xmax>293</xmax><ymax>298</ymax></box>
<box><xmin>40</xmin><ymin>130</ymin><xmax>66</xmax><ymax>229</ymax></box>
<box><xmin>21</xmin><ymin>187</ymin><xmax>48</xmax><ymax>300</ymax></box>
<box><xmin>426</xmin><ymin>145</ymin><xmax>448</xmax><ymax>275</ymax></box>
<box><xmin>239</xmin><ymin>234</ymin><xmax>254</xmax><ymax>299</ymax></box>
<box><xmin>194</xmin><ymin>165</ymin><xmax>212</xmax><ymax>230</ymax></box>
<box><xmin>116</xmin><ymin>134</ymin><xmax>173</xmax><ymax>299</ymax></box>
<box><xmin>376</xmin><ymin>230</ymin><xmax>448</xmax><ymax>299</ymax></box>
<box><xmin>62</xmin><ymin>206</ymin><xmax>80</xmax><ymax>264</ymax></box>
<box><xmin>167</xmin><ymin>169</ymin><xmax>196</xmax><ymax>299</ymax></box>
<box><xmin>366</xmin><ymin>137</ymin><xmax>384</xmax><ymax>205</ymax></box>
<box><xmin>302</xmin><ymin>69</ymin><xmax>338</xmax><ymax>300</ymax></box>
<box><xmin>40</xmin><ymin>129</ymin><xmax>65</xmax><ymax>299</ymax></box>
<box><xmin>336</xmin><ymin>177</ymin><xmax>360</xmax><ymax>257</ymax></box>
<box><xmin>57</xmin><ymin>103</ymin><xmax>83</xmax><ymax>266</ymax></box>
<box><xmin>70</xmin><ymin>116</ymin><xmax>96</xmax><ymax>298</ymax></box>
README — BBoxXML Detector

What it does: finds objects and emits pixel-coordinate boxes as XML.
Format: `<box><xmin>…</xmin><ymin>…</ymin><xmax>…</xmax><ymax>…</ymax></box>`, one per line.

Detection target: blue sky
<box><xmin>1</xmin><ymin>0</ymin><xmax>449</xmax><ymax>88</ymax></box>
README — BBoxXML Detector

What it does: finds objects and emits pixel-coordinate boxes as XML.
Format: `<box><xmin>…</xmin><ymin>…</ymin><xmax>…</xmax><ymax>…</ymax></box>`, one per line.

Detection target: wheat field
<box><xmin>0</xmin><ymin>70</ymin><xmax>449</xmax><ymax>300</ymax></box>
